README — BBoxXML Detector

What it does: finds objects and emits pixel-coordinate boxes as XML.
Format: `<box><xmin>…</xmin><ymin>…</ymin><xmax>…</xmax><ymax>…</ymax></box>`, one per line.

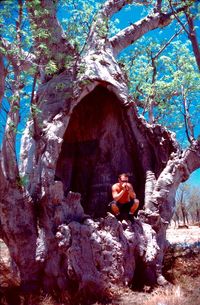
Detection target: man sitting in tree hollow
<box><xmin>111</xmin><ymin>173</ymin><xmax>139</xmax><ymax>220</ymax></box>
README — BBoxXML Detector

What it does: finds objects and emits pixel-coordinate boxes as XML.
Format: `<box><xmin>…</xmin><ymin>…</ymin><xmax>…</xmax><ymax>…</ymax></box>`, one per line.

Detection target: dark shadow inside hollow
<box><xmin>55</xmin><ymin>85</ymin><xmax>144</xmax><ymax>217</ymax></box>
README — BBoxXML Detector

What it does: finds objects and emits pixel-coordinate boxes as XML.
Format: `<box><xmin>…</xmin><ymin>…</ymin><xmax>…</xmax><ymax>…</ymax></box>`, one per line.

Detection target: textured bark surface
<box><xmin>0</xmin><ymin>185</ymin><xmax>39</xmax><ymax>289</ymax></box>
<box><xmin>35</xmin><ymin>188</ymin><xmax>160</xmax><ymax>293</ymax></box>
<box><xmin>17</xmin><ymin>70</ymin><xmax>181</xmax><ymax>293</ymax></box>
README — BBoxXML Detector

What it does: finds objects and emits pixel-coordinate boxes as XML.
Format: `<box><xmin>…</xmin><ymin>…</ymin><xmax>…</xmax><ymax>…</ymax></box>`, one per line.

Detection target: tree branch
<box><xmin>101</xmin><ymin>0</ymin><xmax>151</xmax><ymax>18</ymax></box>
<box><xmin>180</xmin><ymin>140</ymin><xmax>200</xmax><ymax>180</ymax></box>
<box><xmin>145</xmin><ymin>170</ymin><xmax>157</xmax><ymax>208</ymax></box>
<box><xmin>0</xmin><ymin>38</ymin><xmax>36</xmax><ymax>72</ymax></box>
<box><xmin>1</xmin><ymin>3</ymin><xmax>23</xmax><ymax>182</ymax></box>
<box><xmin>110</xmin><ymin>12</ymin><xmax>171</xmax><ymax>55</ymax></box>
<box><xmin>182</xmin><ymin>85</ymin><xmax>194</xmax><ymax>144</ymax></box>
<box><xmin>168</xmin><ymin>0</ymin><xmax>190</xmax><ymax>35</ymax></box>
<box><xmin>0</xmin><ymin>151</ymin><xmax>8</xmax><ymax>200</ymax></box>
<box><xmin>26</xmin><ymin>0</ymin><xmax>77</xmax><ymax>70</ymax></box>
<box><xmin>153</xmin><ymin>23</ymin><xmax>185</xmax><ymax>60</ymax></box>
<box><xmin>1</xmin><ymin>89</ymin><xmax>20</xmax><ymax>182</ymax></box>
<box><xmin>146</xmin><ymin>53</ymin><xmax>156</xmax><ymax>124</ymax></box>
<box><xmin>85</xmin><ymin>0</ymin><xmax>151</xmax><ymax>51</ymax></box>
<box><xmin>154</xmin><ymin>0</ymin><xmax>162</xmax><ymax>13</ymax></box>
<box><xmin>146</xmin><ymin>139</ymin><xmax>200</xmax><ymax>216</ymax></box>
<box><xmin>185</xmin><ymin>10</ymin><xmax>200</xmax><ymax>71</ymax></box>
<box><xmin>0</xmin><ymin>54</ymin><xmax>6</xmax><ymax>109</ymax></box>
<box><xmin>17</xmin><ymin>0</ymin><xmax>23</xmax><ymax>51</ymax></box>
<box><xmin>110</xmin><ymin>4</ymin><xmax>191</xmax><ymax>55</ymax></box>
<box><xmin>145</xmin><ymin>24</ymin><xmax>186</xmax><ymax>123</ymax></box>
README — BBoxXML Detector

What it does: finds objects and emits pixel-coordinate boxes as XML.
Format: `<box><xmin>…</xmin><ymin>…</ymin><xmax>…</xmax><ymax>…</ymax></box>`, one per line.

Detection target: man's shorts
<box><xmin>116</xmin><ymin>200</ymin><xmax>135</xmax><ymax>214</ymax></box>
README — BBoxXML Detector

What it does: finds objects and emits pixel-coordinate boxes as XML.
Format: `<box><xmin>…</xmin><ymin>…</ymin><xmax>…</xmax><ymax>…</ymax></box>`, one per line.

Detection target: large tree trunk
<box><xmin>1</xmin><ymin>0</ymin><xmax>200</xmax><ymax>301</ymax></box>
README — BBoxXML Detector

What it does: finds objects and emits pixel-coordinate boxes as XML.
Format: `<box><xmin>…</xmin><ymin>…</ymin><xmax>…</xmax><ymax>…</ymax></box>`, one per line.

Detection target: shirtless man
<box><xmin>111</xmin><ymin>173</ymin><xmax>139</xmax><ymax>218</ymax></box>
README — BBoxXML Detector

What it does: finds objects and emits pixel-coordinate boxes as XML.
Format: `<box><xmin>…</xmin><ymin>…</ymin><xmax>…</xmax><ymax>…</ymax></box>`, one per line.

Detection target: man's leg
<box><xmin>129</xmin><ymin>199</ymin><xmax>139</xmax><ymax>215</ymax></box>
<box><xmin>110</xmin><ymin>202</ymin><xmax>120</xmax><ymax>216</ymax></box>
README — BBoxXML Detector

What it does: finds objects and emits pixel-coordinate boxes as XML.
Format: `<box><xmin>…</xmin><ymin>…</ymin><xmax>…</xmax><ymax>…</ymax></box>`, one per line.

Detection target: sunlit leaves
<box><xmin>57</xmin><ymin>0</ymin><xmax>102</xmax><ymax>51</ymax></box>
<box><xmin>31</xmin><ymin>103</ymin><xmax>41</xmax><ymax>116</ymax></box>
<box><xmin>120</xmin><ymin>35</ymin><xmax>200</xmax><ymax>146</ymax></box>
<box><xmin>45</xmin><ymin>60</ymin><xmax>58</xmax><ymax>76</ymax></box>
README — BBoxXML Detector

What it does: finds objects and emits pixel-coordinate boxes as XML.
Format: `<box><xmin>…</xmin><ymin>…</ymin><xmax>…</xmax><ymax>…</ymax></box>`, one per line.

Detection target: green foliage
<box><xmin>95</xmin><ymin>15</ymin><xmax>108</xmax><ymax>38</ymax></box>
<box><xmin>45</xmin><ymin>60</ymin><xmax>58</xmax><ymax>76</ymax></box>
<box><xmin>57</xmin><ymin>0</ymin><xmax>102</xmax><ymax>51</ymax></box>
<box><xmin>119</xmin><ymin>33</ymin><xmax>200</xmax><ymax>146</ymax></box>
<box><xmin>8</xmin><ymin>120</ymin><xmax>17</xmax><ymax>133</ymax></box>
<box><xmin>31</xmin><ymin>104</ymin><xmax>41</xmax><ymax>116</ymax></box>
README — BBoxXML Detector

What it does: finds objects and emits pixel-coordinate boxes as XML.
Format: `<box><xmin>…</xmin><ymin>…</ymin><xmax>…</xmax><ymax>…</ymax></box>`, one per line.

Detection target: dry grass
<box><xmin>141</xmin><ymin>286</ymin><xmax>184</xmax><ymax>305</ymax></box>
<box><xmin>146</xmin><ymin>275</ymin><xmax>200</xmax><ymax>305</ymax></box>
<box><xmin>109</xmin><ymin>280</ymin><xmax>199</xmax><ymax>305</ymax></box>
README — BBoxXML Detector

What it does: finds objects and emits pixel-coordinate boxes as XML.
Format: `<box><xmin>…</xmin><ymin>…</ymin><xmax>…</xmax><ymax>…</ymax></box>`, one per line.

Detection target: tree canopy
<box><xmin>0</xmin><ymin>0</ymin><xmax>200</xmax><ymax>151</ymax></box>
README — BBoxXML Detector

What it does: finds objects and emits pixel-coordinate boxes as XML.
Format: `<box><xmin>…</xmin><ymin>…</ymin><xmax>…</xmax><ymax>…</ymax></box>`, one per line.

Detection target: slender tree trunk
<box><xmin>185</xmin><ymin>10</ymin><xmax>200</xmax><ymax>71</ymax></box>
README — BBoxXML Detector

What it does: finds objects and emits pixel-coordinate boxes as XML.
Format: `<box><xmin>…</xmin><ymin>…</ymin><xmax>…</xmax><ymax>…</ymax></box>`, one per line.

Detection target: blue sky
<box><xmin>188</xmin><ymin>169</ymin><xmax>200</xmax><ymax>188</ymax></box>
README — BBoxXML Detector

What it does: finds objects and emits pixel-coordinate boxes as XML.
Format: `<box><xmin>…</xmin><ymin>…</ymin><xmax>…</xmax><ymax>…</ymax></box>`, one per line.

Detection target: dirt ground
<box><xmin>166</xmin><ymin>225</ymin><xmax>200</xmax><ymax>245</ymax></box>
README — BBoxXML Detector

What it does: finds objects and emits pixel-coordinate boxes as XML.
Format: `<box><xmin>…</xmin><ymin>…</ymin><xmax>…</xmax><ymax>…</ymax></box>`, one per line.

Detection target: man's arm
<box><xmin>127</xmin><ymin>184</ymin><xmax>136</xmax><ymax>200</ymax></box>
<box><xmin>112</xmin><ymin>184</ymin><xmax>126</xmax><ymax>202</ymax></box>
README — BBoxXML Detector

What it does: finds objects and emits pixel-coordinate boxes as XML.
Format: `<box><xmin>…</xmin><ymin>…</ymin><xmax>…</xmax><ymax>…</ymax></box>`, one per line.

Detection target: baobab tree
<box><xmin>0</xmin><ymin>0</ymin><xmax>200</xmax><ymax>302</ymax></box>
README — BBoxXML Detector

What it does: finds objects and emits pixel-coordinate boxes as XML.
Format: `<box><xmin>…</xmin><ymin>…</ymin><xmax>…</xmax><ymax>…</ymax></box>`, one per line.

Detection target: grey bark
<box><xmin>1</xmin><ymin>68</ymin><xmax>21</xmax><ymax>181</ymax></box>
<box><xmin>26</xmin><ymin>0</ymin><xmax>77</xmax><ymax>72</ymax></box>
<box><xmin>110</xmin><ymin>3</ymin><xmax>191</xmax><ymax>56</ymax></box>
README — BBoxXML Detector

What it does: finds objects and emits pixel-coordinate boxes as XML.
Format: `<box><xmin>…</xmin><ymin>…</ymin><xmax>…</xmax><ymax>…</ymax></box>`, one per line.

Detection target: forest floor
<box><xmin>0</xmin><ymin>225</ymin><xmax>200</xmax><ymax>305</ymax></box>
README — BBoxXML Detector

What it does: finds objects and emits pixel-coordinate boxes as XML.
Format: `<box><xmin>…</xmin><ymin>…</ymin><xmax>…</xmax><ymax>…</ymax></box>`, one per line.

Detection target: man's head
<box><xmin>118</xmin><ymin>173</ymin><xmax>129</xmax><ymax>184</ymax></box>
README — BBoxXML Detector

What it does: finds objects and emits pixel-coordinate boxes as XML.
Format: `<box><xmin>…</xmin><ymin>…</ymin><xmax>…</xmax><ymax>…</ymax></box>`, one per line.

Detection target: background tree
<box><xmin>120</xmin><ymin>36</ymin><xmax>200</xmax><ymax>139</ymax></box>
<box><xmin>0</xmin><ymin>0</ymin><xmax>200</xmax><ymax>303</ymax></box>
<box><xmin>187</xmin><ymin>186</ymin><xmax>200</xmax><ymax>225</ymax></box>
<box><xmin>173</xmin><ymin>184</ymin><xmax>200</xmax><ymax>227</ymax></box>
<box><xmin>174</xmin><ymin>183</ymin><xmax>190</xmax><ymax>227</ymax></box>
